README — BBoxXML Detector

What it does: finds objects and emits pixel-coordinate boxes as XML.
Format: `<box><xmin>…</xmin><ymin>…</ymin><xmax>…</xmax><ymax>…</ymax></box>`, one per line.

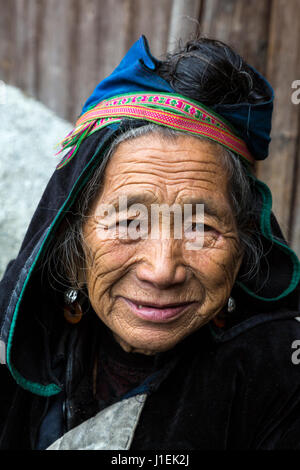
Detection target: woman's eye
<box><xmin>186</xmin><ymin>223</ymin><xmax>214</xmax><ymax>232</ymax></box>
<box><xmin>203</xmin><ymin>224</ymin><xmax>214</xmax><ymax>232</ymax></box>
<box><xmin>104</xmin><ymin>218</ymin><xmax>135</xmax><ymax>229</ymax></box>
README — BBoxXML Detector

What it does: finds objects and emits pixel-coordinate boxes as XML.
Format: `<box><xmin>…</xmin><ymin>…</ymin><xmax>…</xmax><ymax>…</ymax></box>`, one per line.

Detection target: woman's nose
<box><xmin>135</xmin><ymin>240</ymin><xmax>187</xmax><ymax>289</ymax></box>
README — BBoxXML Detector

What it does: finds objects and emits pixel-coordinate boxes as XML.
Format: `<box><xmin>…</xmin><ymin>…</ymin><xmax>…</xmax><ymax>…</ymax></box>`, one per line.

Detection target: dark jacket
<box><xmin>1</xmin><ymin>124</ymin><xmax>300</xmax><ymax>450</ymax></box>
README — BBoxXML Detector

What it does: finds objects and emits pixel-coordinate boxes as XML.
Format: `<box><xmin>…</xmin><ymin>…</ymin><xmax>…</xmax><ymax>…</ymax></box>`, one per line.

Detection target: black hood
<box><xmin>0</xmin><ymin>37</ymin><xmax>299</xmax><ymax>397</ymax></box>
<box><xmin>0</xmin><ymin>122</ymin><xmax>299</xmax><ymax>397</ymax></box>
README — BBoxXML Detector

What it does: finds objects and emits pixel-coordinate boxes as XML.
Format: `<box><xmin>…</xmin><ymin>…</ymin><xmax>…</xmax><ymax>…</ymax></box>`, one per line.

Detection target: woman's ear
<box><xmin>77</xmin><ymin>266</ymin><xmax>86</xmax><ymax>289</ymax></box>
<box><xmin>64</xmin><ymin>250</ymin><xmax>86</xmax><ymax>292</ymax></box>
<box><xmin>233</xmin><ymin>243</ymin><xmax>245</xmax><ymax>283</ymax></box>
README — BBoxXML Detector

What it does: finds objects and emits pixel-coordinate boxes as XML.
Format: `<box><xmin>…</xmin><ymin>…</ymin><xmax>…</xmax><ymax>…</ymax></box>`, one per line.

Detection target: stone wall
<box><xmin>0</xmin><ymin>85</ymin><xmax>72</xmax><ymax>277</ymax></box>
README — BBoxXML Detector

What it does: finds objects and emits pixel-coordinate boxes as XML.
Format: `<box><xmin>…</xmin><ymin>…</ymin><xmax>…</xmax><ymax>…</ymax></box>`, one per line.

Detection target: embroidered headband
<box><xmin>56</xmin><ymin>92</ymin><xmax>255</xmax><ymax>169</ymax></box>
<box><xmin>55</xmin><ymin>35</ymin><xmax>274</xmax><ymax>170</ymax></box>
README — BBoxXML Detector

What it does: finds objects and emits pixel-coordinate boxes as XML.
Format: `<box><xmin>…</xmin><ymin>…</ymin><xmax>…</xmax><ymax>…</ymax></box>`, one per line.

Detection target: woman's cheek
<box><xmin>96</xmin><ymin>239</ymin><xmax>139</xmax><ymax>272</ymax></box>
<box><xmin>184</xmin><ymin>236</ymin><xmax>241</xmax><ymax>288</ymax></box>
<box><xmin>84</xmin><ymin>225</ymin><xmax>137</xmax><ymax>269</ymax></box>
<box><xmin>84</xmin><ymin>239</ymin><xmax>138</xmax><ymax>303</ymax></box>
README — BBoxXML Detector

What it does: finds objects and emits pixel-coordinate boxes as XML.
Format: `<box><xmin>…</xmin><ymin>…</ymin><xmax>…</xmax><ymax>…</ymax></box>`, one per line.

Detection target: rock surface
<box><xmin>0</xmin><ymin>85</ymin><xmax>72</xmax><ymax>278</ymax></box>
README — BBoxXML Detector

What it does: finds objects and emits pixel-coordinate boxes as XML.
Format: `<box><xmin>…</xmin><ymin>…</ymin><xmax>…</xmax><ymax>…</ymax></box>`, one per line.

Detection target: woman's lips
<box><xmin>121</xmin><ymin>297</ymin><xmax>195</xmax><ymax>323</ymax></box>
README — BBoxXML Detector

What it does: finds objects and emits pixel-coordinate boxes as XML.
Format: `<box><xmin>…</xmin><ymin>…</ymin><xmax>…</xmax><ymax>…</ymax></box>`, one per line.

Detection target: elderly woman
<box><xmin>0</xmin><ymin>35</ymin><xmax>300</xmax><ymax>451</ymax></box>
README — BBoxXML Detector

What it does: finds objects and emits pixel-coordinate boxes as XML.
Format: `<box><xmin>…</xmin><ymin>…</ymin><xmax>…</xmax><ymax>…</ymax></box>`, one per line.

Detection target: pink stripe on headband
<box><xmin>57</xmin><ymin>93</ymin><xmax>255</xmax><ymax>169</ymax></box>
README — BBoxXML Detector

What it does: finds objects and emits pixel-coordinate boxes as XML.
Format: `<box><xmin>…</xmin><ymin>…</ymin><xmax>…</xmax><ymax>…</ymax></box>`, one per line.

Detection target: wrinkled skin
<box><xmin>82</xmin><ymin>134</ymin><xmax>243</xmax><ymax>355</ymax></box>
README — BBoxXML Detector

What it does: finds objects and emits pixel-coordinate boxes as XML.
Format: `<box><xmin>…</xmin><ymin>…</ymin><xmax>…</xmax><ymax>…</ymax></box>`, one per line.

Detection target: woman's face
<box><xmin>82</xmin><ymin>133</ymin><xmax>243</xmax><ymax>355</ymax></box>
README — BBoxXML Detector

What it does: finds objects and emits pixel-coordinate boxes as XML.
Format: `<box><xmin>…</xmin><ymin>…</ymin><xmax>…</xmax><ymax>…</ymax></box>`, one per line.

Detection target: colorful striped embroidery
<box><xmin>56</xmin><ymin>92</ymin><xmax>254</xmax><ymax>169</ymax></box>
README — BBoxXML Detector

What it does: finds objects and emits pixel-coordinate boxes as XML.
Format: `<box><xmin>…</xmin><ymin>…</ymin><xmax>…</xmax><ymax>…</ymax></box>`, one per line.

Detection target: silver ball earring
<box><xmin>227</xmin><ymin>296</ymin><xmax>236</xmax><ymax>313</ymax></box>
<box><xmin>64</xmin><ymin>288</ymin><xmax>83</xmax><ymax>324</ymax></box>
<box><xmin>64</xmin><ymin>288</ymin><xmax>78</xmax><ymax>304</ymax></box>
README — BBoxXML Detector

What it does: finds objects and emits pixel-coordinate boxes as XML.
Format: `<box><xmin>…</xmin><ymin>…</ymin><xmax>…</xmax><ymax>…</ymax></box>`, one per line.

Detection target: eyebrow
<box><xmin>179</xmin><ymin>196</ymin><xmax>225</xmax><ymax>220</ymax></box>
<box><xmin>107</xmin><ymin>193</ymin><xmax>159</xmax><ymax>209</ymax></box>
<box><xmin>105</xmin><ymin>194</ymin><xmax>227</xmax><ymax>221</ymax></box>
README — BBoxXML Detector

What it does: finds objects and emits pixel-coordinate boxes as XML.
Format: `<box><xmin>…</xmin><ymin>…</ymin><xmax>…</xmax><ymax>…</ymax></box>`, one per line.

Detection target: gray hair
<box><xmin>45</xmin><ymin>124</ymin><xmax>263</xmax><ymax>293</ymax></box>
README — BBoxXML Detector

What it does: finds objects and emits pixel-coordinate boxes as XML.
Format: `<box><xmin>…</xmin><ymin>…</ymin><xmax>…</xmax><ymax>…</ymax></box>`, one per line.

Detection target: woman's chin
<box><xmin>112</xmin><ymin>330</ymin><xmax>183</xmax><ymax>355</ymax></box>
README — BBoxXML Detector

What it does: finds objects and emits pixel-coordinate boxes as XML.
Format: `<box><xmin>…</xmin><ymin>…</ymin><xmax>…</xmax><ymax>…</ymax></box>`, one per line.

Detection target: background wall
<box><xmin>0</xmin><ymin>0</ymin><xmax>300</xmax><ymax>258</ymax></box>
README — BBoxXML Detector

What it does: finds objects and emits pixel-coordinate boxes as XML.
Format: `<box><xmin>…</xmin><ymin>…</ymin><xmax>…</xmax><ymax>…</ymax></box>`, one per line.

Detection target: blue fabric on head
<box><xmin>212</xmin><ymin>66</ymin><xmax>274</xmax><ymax>160</ymax></box>
<box><xmin>81</xmin><ymin>35</ymin><xmax>274</xmax><ymax>161</ymax></box>
<box><xmin>81</xmin><ymin>35</ymin><xmax>173</xmax><ymax>114</ymax></box>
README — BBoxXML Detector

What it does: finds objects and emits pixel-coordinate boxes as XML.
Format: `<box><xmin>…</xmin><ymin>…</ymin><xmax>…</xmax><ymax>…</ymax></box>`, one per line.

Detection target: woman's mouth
<box><xmin>121</xmin><ymin>297</ymin><xmax>196</xmax><ymax>322</ymax></box>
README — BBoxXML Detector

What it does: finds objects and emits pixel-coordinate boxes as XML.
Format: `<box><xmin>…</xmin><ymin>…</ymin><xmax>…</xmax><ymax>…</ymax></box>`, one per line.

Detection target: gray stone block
<box><xmin>0</xmin><ymin>84</ymin><xmax>72</xmax><ymax>278</ymax></box>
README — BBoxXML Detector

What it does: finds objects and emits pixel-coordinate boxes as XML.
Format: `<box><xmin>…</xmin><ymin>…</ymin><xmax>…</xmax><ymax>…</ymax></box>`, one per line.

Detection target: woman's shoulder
<box><xmin>207</xmin><ymin>309</ymin><xmax>300</xmax><ymax>389</ymax></box>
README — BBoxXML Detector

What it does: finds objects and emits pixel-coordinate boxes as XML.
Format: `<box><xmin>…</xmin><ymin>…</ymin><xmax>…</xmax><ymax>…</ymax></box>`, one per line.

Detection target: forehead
<box><xmin>99</xmin><ymin>133</ymin><xmax>230</xmax><ymax>207</ymax></box>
